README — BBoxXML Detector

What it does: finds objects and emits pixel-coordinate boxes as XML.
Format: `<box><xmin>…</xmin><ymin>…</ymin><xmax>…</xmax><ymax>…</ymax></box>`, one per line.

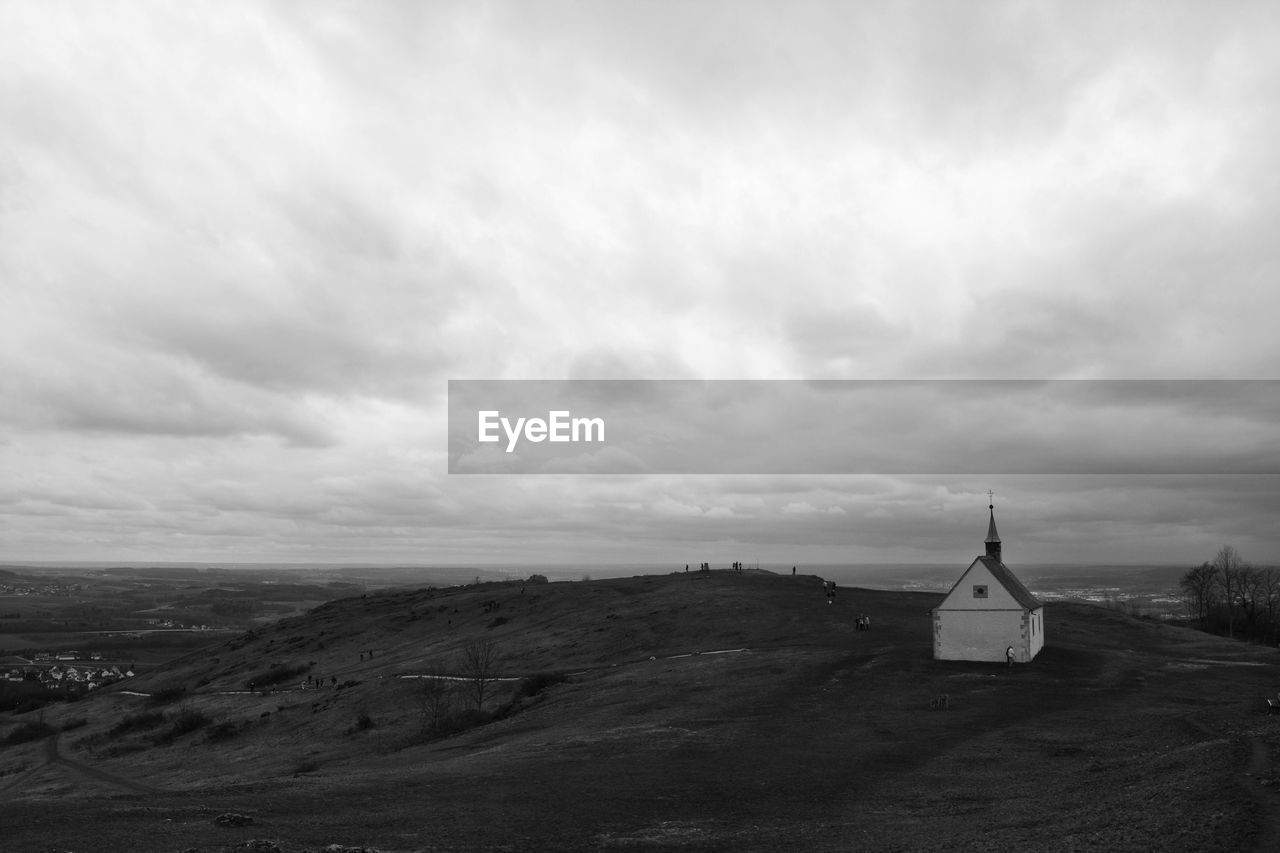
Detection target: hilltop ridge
<box><xmin>3</xmin><ymin>570</ymin><xmax>1280</xmax><ymax>852</ymax></box>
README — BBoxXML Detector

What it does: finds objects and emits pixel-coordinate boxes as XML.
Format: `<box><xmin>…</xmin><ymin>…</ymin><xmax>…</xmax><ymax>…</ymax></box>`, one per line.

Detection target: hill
<box><xmin>2</xmin><ymin>570</ymin><xmax>1280</xmax><ymax>852</ymax></box>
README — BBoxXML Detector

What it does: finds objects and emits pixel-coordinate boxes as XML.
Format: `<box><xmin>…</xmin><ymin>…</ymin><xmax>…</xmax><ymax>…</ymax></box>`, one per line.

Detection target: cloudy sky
<box><xmin>3</xmin><ymin>1</ymin><xmax>1279</xmax><ymax>569</ymax></box>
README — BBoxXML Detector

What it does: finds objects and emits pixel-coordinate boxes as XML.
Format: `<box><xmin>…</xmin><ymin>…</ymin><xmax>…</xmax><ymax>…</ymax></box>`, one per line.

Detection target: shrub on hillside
<box><xmin>103</xmin><ymin>741</ymin><xmax>147</xmax><ymax>759</ymax></box>
<box><xmin>527</xmin><ymin>573</ymin><xmax>549</xmax><ymax>584</ymax></box>
<box><xmin>154</xmin><ymin>708</ymin><xmax>211</xmax><ymax>745</ymax></box>
<box><xmin>292</xmin><ymin>757</ymin><xmax>321</xmax><ymax>775</ymax></box>
<box><xmin>245</xmin><ymin>662</ymin><xmax>308</xmax><ymax>691</ymax></box>
<box><xmin>3</xmin><ymin>692</ymin><xmax>53</xmax><ymax>714</ymax></box>
<box><xmin>204</xmin><ymin>720</ymin><xmax>242</xmax><ymax>743</ymax></box>
<box><xmin>428</xmin><ymin>707</ymin><xmax>496</xmax><ymax>738</ymax></box>
<box><xmin>71</xmin><ymin>731</ymin><xmax>105</xmax><ymax>752</ymax></box>
<box><xmin>516</xmin><ymin>672</ymin><xmax>567</xmax><ymax>699</ymax></box>
<box><xmin>149</xmin><ymin>683</ymin><xmax>187</xmax><ymax>705</ymax></box>
<box><xmin>417</xmin><ymin>702</ymin><xmax>523</xmax><ymax>743</ymax></box>
<box><xmin>344</xmin><ymin>712</ymin><xmax>376</xmax><ymax>735</ymax></box>
<box><xmin>109</xmin><ymin>710</ymin><xmax>166</xmax><ymax>737</ymax></box>
<box><xmin>2</xmin><ymin>720</ymin><xmax>56</xmax><ymax>746</ymax></box>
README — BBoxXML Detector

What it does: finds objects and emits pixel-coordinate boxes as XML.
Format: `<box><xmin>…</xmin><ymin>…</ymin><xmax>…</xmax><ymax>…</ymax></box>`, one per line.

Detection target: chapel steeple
<box><xmin>984</xmin><ymin>491</ymin><xmax>1002</xmax><ymax>562</ymax></box>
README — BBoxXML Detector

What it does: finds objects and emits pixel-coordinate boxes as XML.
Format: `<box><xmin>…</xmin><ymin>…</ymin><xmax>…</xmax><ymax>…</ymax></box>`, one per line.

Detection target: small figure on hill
<box><xmin>792</xmin><ymin>566</ymin><xmax>796</xmax><ymax>576</ymax></box>
<box><xmin>1006</xmin><ymin>646</ymin><xmax>1015</xmax><ymax>668</ymax></box>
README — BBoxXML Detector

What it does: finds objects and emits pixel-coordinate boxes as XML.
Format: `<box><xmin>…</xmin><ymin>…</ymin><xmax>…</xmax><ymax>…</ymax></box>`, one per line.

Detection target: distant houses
<box><xmin>35</xmin><ymin>663</ymin><xmax>129</xmax><ymax>691</ymax></box>
<box><xmin>932</xmin><ymin>502</ymin><xmax>1044</xmax><ymax>663</ymax></box>
<box><xmin>1</xmin><ymin>649</ymin><xmax>132</xmax><ymax>692</ymax></box>
<box><xmin>0</xmin><ymin>581</ymin><xmax>79</xmax><ymax>596</ymax></box>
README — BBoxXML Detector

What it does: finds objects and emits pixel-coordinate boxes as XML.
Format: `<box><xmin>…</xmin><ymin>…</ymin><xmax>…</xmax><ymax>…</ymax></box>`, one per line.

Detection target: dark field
<box><xmin>0</xmin><ymin>564</ymin><xmax>481</xmax><ymax>680</ymax></box>
<box><xmin>2</xmin><ymin>570</ymin><xmax>1279</xmax><ymax>852</ymax></box>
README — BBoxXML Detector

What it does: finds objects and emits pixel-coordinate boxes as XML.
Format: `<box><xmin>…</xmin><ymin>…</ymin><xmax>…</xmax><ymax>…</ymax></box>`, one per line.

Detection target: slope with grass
<box><xmin>3</xmin><ymin>569</ymin><xmax>1280</xmax><ymax>852</ymax></box>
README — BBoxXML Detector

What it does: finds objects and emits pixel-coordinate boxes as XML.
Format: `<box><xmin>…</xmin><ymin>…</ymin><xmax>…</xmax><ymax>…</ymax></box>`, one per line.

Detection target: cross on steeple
<box><xmin>985</xmin><ymin>491</ymin><xmax>1002</xmax><ymax>561</ymax></box>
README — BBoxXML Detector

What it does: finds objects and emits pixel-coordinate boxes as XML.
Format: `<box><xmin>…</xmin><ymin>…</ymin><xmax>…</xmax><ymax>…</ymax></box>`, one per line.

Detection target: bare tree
<box><xmin>1212</xmin><ymin>545</ymin><xmax>1250</xmax><ymax>639</ymax></box>
<box><xmin>1260</xmin><ymin>568</ymin><xmax>1280</xmax><ymax>645</ymax></box>
<box><xmin>461</xmin><ymin>638</ymin><xmax>503</xmax><ymax>711</ymax></box>
<box><xmin>1179</xmin><ymin>561</ymin><xmax>1218</xmax><ymax>622</ymax></box>
<box><xmin>418</xmin><ymin>660</ymin><xmax>457</xmax><ymax>735</ymax></box>
<box><xmin>1238</xmin><ymin>566</ymin><xmax>1263</xmax><ymax>639</ymax></box>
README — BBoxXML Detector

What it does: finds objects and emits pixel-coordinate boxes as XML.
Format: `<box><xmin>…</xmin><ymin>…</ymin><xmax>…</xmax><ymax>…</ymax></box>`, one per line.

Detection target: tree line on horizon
<box><xmin>1179</xmin><ymin>545</ymin><xmax>1280</xmax><ymax>644</ymax></box>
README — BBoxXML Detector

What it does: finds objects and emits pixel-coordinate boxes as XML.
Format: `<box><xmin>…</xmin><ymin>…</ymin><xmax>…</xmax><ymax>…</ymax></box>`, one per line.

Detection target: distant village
<box><xmin>145</xmin><ymin>618</ymin><xmax>217</xmax><ymax>630</ymax></box>
<box><xmin>0</xmin><ymin>581</ymin><xmax>79</xmax><ymax>596</ymax></box>
<box><xmin>2</xmin><ymin>616</ymin><xmax>218</xmax><ymax>695</ymax></box>
<box><xmin>5</xmin><ymin>650</ymin><xmax>135</xmax><ymax>692</ymax></box>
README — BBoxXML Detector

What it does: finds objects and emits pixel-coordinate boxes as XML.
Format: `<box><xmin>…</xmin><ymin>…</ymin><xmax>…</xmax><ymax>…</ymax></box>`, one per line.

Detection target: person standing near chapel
<box><xmin>1006</xmin><ymin>645</ymin><xmax>1015</xmax><ymax>668</ymax></box>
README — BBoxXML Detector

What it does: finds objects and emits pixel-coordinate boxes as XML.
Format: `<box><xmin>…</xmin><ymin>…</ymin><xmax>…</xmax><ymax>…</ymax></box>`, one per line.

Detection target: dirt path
<box><xmin>1242</xmin><ymin>733</ymin><xmax>1280</xmax><ymax>853</ymax></box>
<box><xmin>0</xmin><ymin>755</ymin><xmax>44</xmax><ymax>797</ymax></box>
<box><xmin>0</xmin><ymin>727</ymin><xmax>167</xmax><ymax>794</ymax></box>
<box><xmin>1183</xmin><ymin>711</ymin><xmax>1280</xmax><ymax>853</ymax></box>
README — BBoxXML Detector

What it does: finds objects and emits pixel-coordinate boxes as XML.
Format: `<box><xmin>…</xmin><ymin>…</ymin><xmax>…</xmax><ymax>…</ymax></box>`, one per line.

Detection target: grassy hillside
<box><xmin>3</xmin><ymin>570</ymin><xmax>1280</xmax><ymax>852</ymax></box>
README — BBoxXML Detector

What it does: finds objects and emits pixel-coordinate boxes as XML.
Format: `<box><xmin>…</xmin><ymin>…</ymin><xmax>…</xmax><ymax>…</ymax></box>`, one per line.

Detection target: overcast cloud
<box><xmin>3</xmin><ymin>1</ymin><xmax>1279</xmax><ymax>568</ymax></box>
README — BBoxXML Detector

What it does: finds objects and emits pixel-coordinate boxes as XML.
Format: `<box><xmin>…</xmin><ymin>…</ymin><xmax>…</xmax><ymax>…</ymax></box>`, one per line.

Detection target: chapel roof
<box><xmin>974</xmin><ymin>555</ymin><xmax>1042</xmax><ymax>611</ymax></box>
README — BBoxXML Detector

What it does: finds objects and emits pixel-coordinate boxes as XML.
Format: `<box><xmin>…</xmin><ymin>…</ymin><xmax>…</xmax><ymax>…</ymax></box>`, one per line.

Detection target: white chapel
<box><xmin>932</xmin><ymin>500</ymin><xmax>1044</xmax><ymax>663</ymax></box>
